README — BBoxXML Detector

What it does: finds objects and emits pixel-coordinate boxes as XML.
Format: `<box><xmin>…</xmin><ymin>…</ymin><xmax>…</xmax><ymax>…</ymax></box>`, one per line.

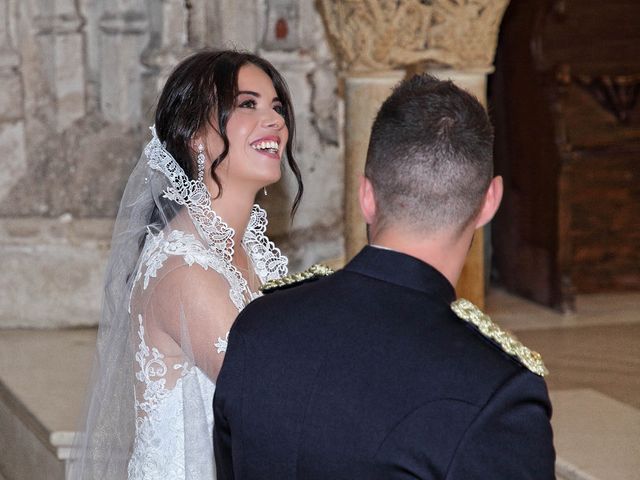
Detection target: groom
<box><xmin>214</xmin><ymin>74</ymin><xmax>555</xmax><ymax>479</ymax></box>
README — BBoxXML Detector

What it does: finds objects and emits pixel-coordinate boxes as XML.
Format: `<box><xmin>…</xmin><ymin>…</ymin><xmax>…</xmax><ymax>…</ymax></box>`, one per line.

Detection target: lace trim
<box><xmin>243</xmin><ymin>205</ymin><xmax>288</xmax><ymax>281</ymax></box>
<box><xmin>214</xmin><ymin>331</ymin><xmax>229</xmax><ymax>354</ymax></box>
<box><xmin>130</xmin><ymin>314</ymin><xmax>215</xmax><ymax>479</ymax></box>
<box><xmin>134</xmin><ymin>315</ymin><xmax>191</xmax><ymax>417</ymax></box>
<box><xmin>144</xmin><ymin>126</ymin><xmax>288</xmax><ymax>309</ymax></box>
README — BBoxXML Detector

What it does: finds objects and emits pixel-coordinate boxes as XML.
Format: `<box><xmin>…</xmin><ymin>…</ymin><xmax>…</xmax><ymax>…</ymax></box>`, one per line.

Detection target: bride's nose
<box><xmin>262</xmin><ymin>110</ymin><xmax>285</xmax><ymax>130</ymax></box>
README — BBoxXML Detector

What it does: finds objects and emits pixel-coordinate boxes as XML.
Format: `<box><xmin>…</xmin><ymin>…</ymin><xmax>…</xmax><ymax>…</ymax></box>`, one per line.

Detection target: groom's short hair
<box><xmin>364</xmin><ymin>74</ymin><xmax>494</xmax><ymax>234</ymax></box>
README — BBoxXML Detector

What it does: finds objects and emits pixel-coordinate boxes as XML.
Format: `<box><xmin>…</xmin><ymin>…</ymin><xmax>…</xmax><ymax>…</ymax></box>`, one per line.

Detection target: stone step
<box><xmin>1</xmin><ymin>329</ymin><xmax>639</xmax><ymax>479</ymax></box>
<box><xmin>0</xmin><ymin>328</ymin><xmax>96</xmax><ymax>480</ymax></box>
<box><xmin>550</xmin><ymin>389</ymin><xmax>640</xmax><ymax>480</ymax></box>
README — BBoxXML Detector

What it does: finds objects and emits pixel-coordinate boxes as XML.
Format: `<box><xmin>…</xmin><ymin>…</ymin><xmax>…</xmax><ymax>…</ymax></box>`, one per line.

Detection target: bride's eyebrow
<box><xmin>237</xmin><ymin>90</ymin><xmax>281</xmax><ymax>103</ymax></box>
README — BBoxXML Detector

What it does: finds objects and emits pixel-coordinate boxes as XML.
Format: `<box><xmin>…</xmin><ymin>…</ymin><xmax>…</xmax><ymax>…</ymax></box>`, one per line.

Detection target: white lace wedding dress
<box><xmin>125</xmin><ymin>130</ymin><xmax>288</xmax><ymax>479</ymax></box>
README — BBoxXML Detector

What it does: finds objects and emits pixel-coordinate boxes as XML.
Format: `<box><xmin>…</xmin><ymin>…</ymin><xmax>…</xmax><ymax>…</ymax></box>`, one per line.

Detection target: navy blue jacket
<box><xmin>214</xmin><ymin>246</ymin><xmax>555</xmax><ymax>479</ymax></box>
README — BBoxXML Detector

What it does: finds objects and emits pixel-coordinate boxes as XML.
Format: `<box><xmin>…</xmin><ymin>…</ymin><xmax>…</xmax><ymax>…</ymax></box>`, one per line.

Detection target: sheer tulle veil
<box><xmin>67</xmin><ymin>126</ymin><xmax>287</xmax><ymax>478</ymax></box>
<box><xmin>67</xmin><ymin>131</ymin><xmax>157</xmax><ymax>478</ymax></box>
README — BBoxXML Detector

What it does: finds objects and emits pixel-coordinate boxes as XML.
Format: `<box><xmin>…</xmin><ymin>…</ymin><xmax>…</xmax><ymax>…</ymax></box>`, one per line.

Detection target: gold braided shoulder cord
<box><xmin>261</xmin><ymin>264</ymin><xmax>334</xmax><ymax>292</ymax></box>
<box><xmin>451</xmin><ymin>299</ymin><xmax>549</xmax><ymax>377</ymax></box>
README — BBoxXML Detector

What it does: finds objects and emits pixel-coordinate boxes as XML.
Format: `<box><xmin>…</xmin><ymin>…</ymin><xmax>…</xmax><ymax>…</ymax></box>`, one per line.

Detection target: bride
<box><xmin>67</xmin><ymin>50</ymin><xmax>303</xmax><ymax>479</ymax></box>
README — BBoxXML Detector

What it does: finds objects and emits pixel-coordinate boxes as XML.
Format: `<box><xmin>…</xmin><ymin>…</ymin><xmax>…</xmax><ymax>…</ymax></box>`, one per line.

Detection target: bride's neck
<box><xmin>207</xmin><ymin>185</ymin><xmax>257</xmax><ymax>241</ymax></box>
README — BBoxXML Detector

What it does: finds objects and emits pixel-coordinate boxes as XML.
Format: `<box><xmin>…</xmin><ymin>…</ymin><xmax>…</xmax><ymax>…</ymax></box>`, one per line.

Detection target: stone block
<box><xmin>209</xmin><ymin>0</ymin><xmax>259</xmax><ymax>50</ymax></box>
<box><xmin>0</xmin><ymin>118</ymin><xmax>141</xmax><ymax>218</ymax></box>
<box><xmin>0</xmin><ymin>121</ymin><xmax>26</xmax><ymax>203</ymax></box>
<box><xmin>54</xmin><ymin>33</ymin><xmax>85</xmax><ymax>130</ymax></box>
<box><xmin>0</xmin><ymin>72</ymin><xmax>23</xmax><ymax>123</ymax></box>
<box><xmin>98</xmin><ymin>7</ymin><xmax>148</xmax><ymax>126</ymax></box>
<box><xmin>0</xmin><ymin>218</ymin><xmax>111</xmax><ymax>328</ymax></box>
<box><xmin>100</xmin><ymin>33</ymin><xmax>144</xmax><ymax>126</ymax></box>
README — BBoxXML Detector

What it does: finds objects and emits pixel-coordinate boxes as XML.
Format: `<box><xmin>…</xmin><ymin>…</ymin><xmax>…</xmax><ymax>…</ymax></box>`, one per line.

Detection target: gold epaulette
<box><xmin>260</xmin><ymin>264</ymin><xmax>334</xmax><ymax>293</ymax></box>
<box><xmin>451</xmin><ymin>298</ymin><xmax>549</xmax><ymax>377</ymax></box>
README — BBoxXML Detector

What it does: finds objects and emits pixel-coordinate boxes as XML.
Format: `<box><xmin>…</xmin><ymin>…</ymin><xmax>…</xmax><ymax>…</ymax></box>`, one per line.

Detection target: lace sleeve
<box><xmin>140</xmin><ymin>260</ymin><xmax>240</xmax><ymax>381</ymax></box>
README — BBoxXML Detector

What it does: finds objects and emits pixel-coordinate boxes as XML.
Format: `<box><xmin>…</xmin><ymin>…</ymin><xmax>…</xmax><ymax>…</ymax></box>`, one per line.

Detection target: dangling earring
<box><xmin>197</xmin><ymin>144</ymin><xmax>205</xmax><ymax>182</ymax></box>
<box><xmin>263</xmin><ymin>187</ymin><xmax>268</xmax><ymax>196</ymax></box>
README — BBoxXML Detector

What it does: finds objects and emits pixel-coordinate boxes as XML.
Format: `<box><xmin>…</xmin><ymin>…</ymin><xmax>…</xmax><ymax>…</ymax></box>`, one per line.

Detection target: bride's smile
<box><xmin>202</xmin><ymin>63</ymin><xmax>289</xmax><ymax>195</ymax></box>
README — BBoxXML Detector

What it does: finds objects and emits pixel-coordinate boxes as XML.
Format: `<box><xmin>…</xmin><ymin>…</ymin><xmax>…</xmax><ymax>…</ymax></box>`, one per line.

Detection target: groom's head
<box><xmin>360</xmin><ymin>74</ymin><xmax>501</xmax><ymax>242</ymax></box>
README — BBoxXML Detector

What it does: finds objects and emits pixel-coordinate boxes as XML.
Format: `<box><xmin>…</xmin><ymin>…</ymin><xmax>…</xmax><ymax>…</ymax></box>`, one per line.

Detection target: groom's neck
<box><xmin>370</xmin><ymin>223</ymin><xmax>475</xmax><ymax>289</ymax></box>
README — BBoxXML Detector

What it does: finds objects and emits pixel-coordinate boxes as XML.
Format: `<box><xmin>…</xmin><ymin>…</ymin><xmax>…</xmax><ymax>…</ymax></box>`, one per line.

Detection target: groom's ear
<box><xmin>359</xmin><ymin>175</ymin><xmax>377</xmax><ymax>225</ymax></box>
<box><xmin>474</xmin><ymin>175</ymin><xmax>503</xmax><ymax>229</ymax></box>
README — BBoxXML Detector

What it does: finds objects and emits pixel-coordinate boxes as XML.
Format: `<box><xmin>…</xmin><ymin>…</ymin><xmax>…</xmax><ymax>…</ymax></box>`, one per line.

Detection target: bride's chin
<box><xmin>261</xmin><ymin>171</ymin><xmax>282</xmax><ymax>187</ymax></box>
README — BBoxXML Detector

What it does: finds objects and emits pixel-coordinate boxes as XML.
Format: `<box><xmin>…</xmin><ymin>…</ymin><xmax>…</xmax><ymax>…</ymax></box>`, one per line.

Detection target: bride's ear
<box><xmin>189</xmin><ymin>135</ymin><xmax>205</xmax><ymax>156</ymax></box>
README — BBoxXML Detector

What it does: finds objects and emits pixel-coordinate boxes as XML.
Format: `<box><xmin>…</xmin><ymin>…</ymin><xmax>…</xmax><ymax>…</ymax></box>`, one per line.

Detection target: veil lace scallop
<box><xmin>68</xmin><ymin>127</ymin><xmax>288</xmax><ymax>480</ymax></box>
<box><xmin>144</xmin><ymin>126</ymin><xmax>288</xmax><ymax>308</ymax></box>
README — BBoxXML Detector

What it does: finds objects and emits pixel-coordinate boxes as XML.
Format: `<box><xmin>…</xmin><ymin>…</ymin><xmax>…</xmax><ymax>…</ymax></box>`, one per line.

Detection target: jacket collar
<box><xmin>344</xmin><ymin>245</ymin><xmax>456</xmax><ymax>304</ymax></box>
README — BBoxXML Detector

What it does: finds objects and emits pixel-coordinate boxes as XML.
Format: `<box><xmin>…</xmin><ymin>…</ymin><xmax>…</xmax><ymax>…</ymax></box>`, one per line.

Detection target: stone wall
<box><xmin>0</xmin><ymin>0</ymin><xmax>343</xmax><ymax>328</ymax></box>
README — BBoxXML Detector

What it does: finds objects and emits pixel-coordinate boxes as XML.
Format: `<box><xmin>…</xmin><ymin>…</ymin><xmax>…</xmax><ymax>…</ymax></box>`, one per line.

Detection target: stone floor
<box><xmin>486</xmin><ymin>288</ymin><xmax>640</xmax><ymax>480</ymax></box>
<box><xmin>0</xmin><ymin>288</ymin><xmax>639</xmax><ymax>479</ymax></box>
<box><xmin>0</xmin><ymin>329</ymin><xmax>96</xmax><ymax>443</ymax></box>
<box><xmin>487</xmin><ymin>288</ymin><xmax>640</xmax><ymax>410</ymax></box>
<box><xmin>550</xmin><ymin>389</ymin><xmax>640</xmax><ymax>480</ymax></box>
<box><xmin>0</xmin><ymin>329</ymin><xmax>96</xmax><ymax>480</ymax></box>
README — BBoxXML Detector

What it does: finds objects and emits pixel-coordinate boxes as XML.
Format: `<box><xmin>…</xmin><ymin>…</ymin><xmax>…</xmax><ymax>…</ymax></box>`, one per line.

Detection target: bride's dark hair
<box><xmin>154</xmin><ymin>49</ymin><xmax>303</xmax><ymax>216</ymax></box>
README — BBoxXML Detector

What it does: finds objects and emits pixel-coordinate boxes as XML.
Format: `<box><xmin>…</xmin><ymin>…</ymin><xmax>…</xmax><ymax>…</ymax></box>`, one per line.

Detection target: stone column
<box><xmin>319</xmin><ymin>0</ymin><xmax>509</xmax><ymax>307</ymax></box>
<box><xmin>33</xmin><ymin>0</ymin><xmax>86</xmax><ymax>130</ymax></box>
<box><xmin>343</xmin><ymin>70</ymin><xmax>405</xmax><ymax>259</ymax></box>
<box><xmin>98</xmin><ymin>0</ymin><xmax>148</xmax><ymax>126</ymax></box>
<box><xmin>0</xmin><ymin>0</ymin><xmax>26</xmax><ymax>200</ymax></box>
<box><xmin>141</xmin><ymin>0</ymin><xmax>190</xmax><ymax>122</ymax></box>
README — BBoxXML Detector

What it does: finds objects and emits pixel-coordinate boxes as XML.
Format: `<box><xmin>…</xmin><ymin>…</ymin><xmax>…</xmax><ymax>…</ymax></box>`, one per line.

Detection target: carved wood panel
<box><xmin>491</xmin><ymin>0</ymin><xmax>640</xmax><ymax>311</ymax></box>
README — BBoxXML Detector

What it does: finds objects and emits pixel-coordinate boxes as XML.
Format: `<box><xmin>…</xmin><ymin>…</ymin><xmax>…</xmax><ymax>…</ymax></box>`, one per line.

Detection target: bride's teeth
<box><xmin>252</xmin><ymin>140</ymin><xmax>279</xmax><ymax>151</ymax></box>
<box><xmin>253</xmin><ymin>141</ymin><xmax>278</xmax><ymax>150</ymax></box>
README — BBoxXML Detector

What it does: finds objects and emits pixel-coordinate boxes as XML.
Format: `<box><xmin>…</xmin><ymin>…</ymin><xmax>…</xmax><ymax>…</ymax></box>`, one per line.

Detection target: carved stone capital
<box><xmin>430</xmin><ymin>0</ymin><xmax>509</xmax><ymax>69</ymax></box>
<box><xmin>318</xmin><ymin>0</ymin><xmax>509</xmax><ymax>73</ymax></box>
<box><xmin>318</xmin><ymin>0</ymin><xmax>438</xmax><ymax>73</ymax></box>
